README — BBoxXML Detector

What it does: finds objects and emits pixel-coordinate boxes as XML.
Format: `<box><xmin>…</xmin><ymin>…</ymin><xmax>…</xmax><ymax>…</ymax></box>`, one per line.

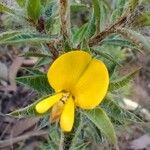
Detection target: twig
<box><xmin>88</xmin><ymin>15</ymin><xmax>127</xmax><ymax>47</ymax></box>
<box><xmin>47</xmin><ymin>42</ymin><xmax>59</xmax><ymax>60</ymax></box>
<box><xmin>0</xmin><ymin>130</ymin><xmax>48</xmax><ymax>148</ymax></box>
<box><xmin>25</xmin><ymin>14</ymin><xmax>59</xmax><ymax>59</ymax></box>
<box><xmin>59</xmin><ymin>131</ymin><xmax>64</xmax><ymax>150</ymax></box>
<box><xmin>59</xmin><ymin>0</ymin><xmax>70</xmax><ymax>40</ymax></box>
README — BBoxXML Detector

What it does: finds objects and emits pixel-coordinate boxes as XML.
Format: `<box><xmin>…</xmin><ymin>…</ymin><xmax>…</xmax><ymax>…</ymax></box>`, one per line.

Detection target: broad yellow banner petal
<box><xmin>35</xmin><ymin>93</ymin><xmax>62</xmax><ymax>114</ymax></box>
<box><xmin>72</xmin><ymin>59</ymin><xmax>109</xmax><ymax>109</ymax></box>
<box><xmin>60</xmin><ymin>97</ymin><xmax>75</xmax><ymax>132</ymax></box>
<box><xmin>48</xmin><ymin>51</ymin><xmax>91</xmax><ymax>92</ymax></box>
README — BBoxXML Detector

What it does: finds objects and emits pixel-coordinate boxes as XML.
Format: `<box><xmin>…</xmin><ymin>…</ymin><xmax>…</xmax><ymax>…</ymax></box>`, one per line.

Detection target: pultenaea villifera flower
<box><xmin>35</xmin><ymin>50</ymin><xmax>109</xmax><ymax>132</ymax></box>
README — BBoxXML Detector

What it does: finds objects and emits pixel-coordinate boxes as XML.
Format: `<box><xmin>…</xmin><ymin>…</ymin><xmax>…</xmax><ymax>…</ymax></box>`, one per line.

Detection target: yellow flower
<box><xmin>35</xmin><ymin>50</ymin><xmax>109</xmax><ymax>132</ymax></box>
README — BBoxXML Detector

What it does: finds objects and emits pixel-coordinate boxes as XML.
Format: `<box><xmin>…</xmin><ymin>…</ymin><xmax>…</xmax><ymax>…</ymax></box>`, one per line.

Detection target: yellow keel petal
<box><xmin>35</xmin><ymin>93</ymin><xmax>62</xmax><ymax>114</ymax></box>
<box><xmin>60</xmin><ymin>97</ymin><xmax>75</xmax><ymax>132</ymax></box>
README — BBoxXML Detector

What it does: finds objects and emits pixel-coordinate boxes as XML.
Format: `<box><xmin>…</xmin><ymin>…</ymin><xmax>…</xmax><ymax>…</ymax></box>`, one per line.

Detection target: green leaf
<box><xmin>35</xmin><ymin>57</ymin><xmax>52</xmax><ymax>67</ymax></box>
<box><xmin>72</xmin><ymin>24</ymin><xmax>88</xmax><ymax>47</ymax></box>
<box><xmin>117</xmin><ymin>28</ymin><xmax>150</xmax><ymax>52</ymax></box>
<box><xmin>27</xmin><ymin>0</ymin><xmax>42</xmax><ymax>21</ymax></box>
<box><xmin>16</xmin><ymin>74</ymin><xmax>52</xmax><ymax>95</ymax></box>
<box><xmin>83</xmin><ymin>108</ymin><xmax>117</xmax><ymax>145</ymax></box>
<box><xmin>0</xmin><ymin>31</ymin><xmax>21</xmax><ymax>42</ymax></box>
<box><xmin>128</xmin><ymin>0</ymin><xmax>139</xmax><ymax>12</ymax></box>
<box><xmin>16</xmin><ymin>0</ymin><xmax>26</xmax><ymax>7</ymax></box>
<box><xmin>0</xmin><ymin>3</ymin><xmax>15</xmax><ymax>14</ymax></box>
<box><xmin>92</xmin><ymin>0</ymin><xmax>101</xmax><ymax>33</ymax></box>
<box><xmin>91</xmin><ymin>49</ymin><xmax>121</xmax><ymax>66</ymax></box>
<box><xmin>101</xmin><ymin>98</ymin><xmax>142</xmax><ymax>124</ymax></box>
<box><xmin>0</xmin><ymin>32</ymin><xmax>55</xmax><ymax>44</ymax></box>
<box><xmin>8</xmin><ymin>95</ymin><xmax>51</xmax><ymax>118</ymax></box>
<box><xmin>70</xmin><ymin>3</ymin><xmax>87</xmax><ymax>13</ymax></box>
<box><xmin>101</xmin><ymin>38</ymin><xmax>143</xmax><ymax>54</ymax></box>
<box><xmin>22</xmin><ymin>67</ymin><xmax>44</xmax><ymax>75</ymax></box>
<box><xmin>86</xmin><ymin>13</ymin><xmax>96</xmax><ymax>38</ymax></box>
<box><xmin>110</xmin><ymin>7</ymin><xmax>123</xmax><ymax>22</ymax></box>
<box><xmin>109</xmin><ymin>68</ymin><xmax>141</xmax><ymax>91</ymax></box>
<box><xmin>133</xmin><ymin>11</ymin><xmax>150</xmax><ymax>27</ymax></box>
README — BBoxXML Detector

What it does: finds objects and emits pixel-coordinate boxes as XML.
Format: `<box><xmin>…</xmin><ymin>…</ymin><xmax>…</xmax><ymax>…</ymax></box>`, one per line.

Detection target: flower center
<box><xmin>60</xmin><ymin>92</ymin><xmax>70</xmax><ymax>104</ymax></box>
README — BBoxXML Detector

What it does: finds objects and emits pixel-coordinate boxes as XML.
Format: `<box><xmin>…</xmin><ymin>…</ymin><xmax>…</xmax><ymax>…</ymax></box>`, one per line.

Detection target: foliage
<box><xmin>0</xmin><ymin>0</ymin><xmax>149</xmax><ymax>149</ymax></box>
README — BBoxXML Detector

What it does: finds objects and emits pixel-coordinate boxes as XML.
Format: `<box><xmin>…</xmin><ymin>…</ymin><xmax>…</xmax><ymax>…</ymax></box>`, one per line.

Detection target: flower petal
<box><xmin>48</xmin><ymin>51</ymin><xmax>92</xmax><ymax>92</ymax></box>
<box><xmin>35</xmin><ymin>93</ymin><xmax>62</xmax><ymax>114</ymax></box>
<box><xmin>71</xmin><ymin>59</ymin><xmax>109</xmax><ymax>109</ymax></box>
<box><xmin>60</xmin><ymin>97</ymin><xmax>75</xmax><ymax>132</ymax></box>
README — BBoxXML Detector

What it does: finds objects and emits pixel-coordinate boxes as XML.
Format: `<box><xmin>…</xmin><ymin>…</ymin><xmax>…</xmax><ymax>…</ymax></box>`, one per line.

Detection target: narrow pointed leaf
<box><xmin>86</xmin><ymin>13</ymin><xmax>96</xmax><ymax>38</ymax></box>
<box><xmin>91</xmin><ymin>49</ymin><xmax>121</xmax><ymax>66</ymax></box>
<box><xmin>128</xmin><ymin>0</ymin><xmax>139</xmax><ymax>12</ymax></box>
<box><xmin>101</xmin><ymin>38</ymin><xmax>143</xmax><ymax>54</ymax></box>
<box><xmin>117</xmin><ymin>28</ymin><xmax>150</xmax><ymax>52</ymax></box>
<box><xmin>0</xmin><ymin>32</ymin><xmax>55</xmax><ymax>44</ymax></box>
<box><xmin>16</xmin><ymin>74</ymin><xmax>52</xmax><ymax>95</ymax></box>
<box><xmin>101</xmin><ymin>98</ymin><xmax>142</xmax><ymax>124</ymax></box>
<box><xmin>8</xmin><ymin>95</ymin><xmax>51</xmax><ymax>117</ymax></box>
<box><xmin>0</xmin><ymin>3</ymin><xmax>15</xmax><ymax>14</ymax></box>
<box><xmin>16</xmin><ymin>0</ymin><xmax>26</xmax><ymax>7</ymax></box>
<box><xmin>73</xmin><ymin>24</ymin><xmax>88</xmax><ymax>47</ymax></box>
<box><xmin>0</xmin><ymin>31</ymin><xmax>21</xmax><ymax>42</ymax></box>
<box><xmin>109</xmin><ymin>68</ymin><xmax>141</xmax><ymax>91</ymax></box>
<box><xmin>83</xmin><ymin>108</ymin><xmax>117</xmax><ymax>145</ymax></box>
<box><xmin>92</xmin><ymin>0</ymin><xmax>101</xmax><ymax>32</ymax></box>
<box><xmin>71</xmin><ymin>3</ymin><xmax>87</xmax><ymax>12</ymax></box>
<box><xmin>27</xmin><ymin>0</ymin><xmax>42</xmax><ymax>21</ymax></box>
<box><xmin>133</xmin><ymin>12</ymin><xmax>150</xmax><ymax>27</ymax></box>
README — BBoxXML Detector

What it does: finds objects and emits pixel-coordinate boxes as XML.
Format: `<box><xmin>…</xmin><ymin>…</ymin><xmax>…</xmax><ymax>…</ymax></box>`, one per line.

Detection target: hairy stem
<box><xmin>59</xmin><ymin>0</ymin><xmax>70</xmax><ymax>40</ymax></box>
<box><xmin>88</xmin><ymin>15</ymin><xmax>127</xmax><ymax>47</ymax></box>
<box><xmin>59</xmin><ymin>131</ymin><xmax>64</xmax><ymax>150</ymax></box>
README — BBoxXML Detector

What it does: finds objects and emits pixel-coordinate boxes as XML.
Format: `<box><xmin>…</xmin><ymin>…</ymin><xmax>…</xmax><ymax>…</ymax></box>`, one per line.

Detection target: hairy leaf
<box><xmin>92</xmin><ymin>0</ymin><xmax>101</xmax><ymax>33</ymax></box>
<box><xmin>16</xmin><ymin>74</ymin><xmax>52</xmax><ymax>95</ymax></box>
<box><xmin>73</xmin><ymin>24</ymin><xmax>88</xmax><ymax>47</ymax></box>
<box><xmin>8</xmin><ymin>95</ymin><xmax>51</xmax><ymax>118</ymax></box>
<box><xmin>133</xmin><ymin>12</ymin><xmax>150</xmax><ymax>27</ymax></box>
<box><xmin>27</xmin><ymin>0</ymin><xmax>42</xmax><ymax>21</ymax></box>
<box><xmin>91</xmin><ymin>49</ymin><xmax>121</xmax><ymax>66</ymax></box>
<box><xmin>86</xmin><ymin>13</ymin><xmax>96</xmax><ymax>38</ymax></box>
<box><xmin>0</xmin><ymin>32</ymin><xmax>55</xmax><ymax>44</ymax></box>
<box><xmin>102</xmin><ymin>38</ymin><xmax>143</xmax><ymax>53</ymax></box>
<box><xmin>16</xmin><ymin>0</ymin><xmax>26</xmax><ymax>7</ymax></box>
<box><xmin>71</xmin><ymin>3</ymin><xmax>87</xmax><ymax>12</ymax></box>
<box><xmin>109</xmin><ymin>68</ymin><xmax>141</xmax><ymax>91</ymax></box>
<box><xmin>83</xmin><ymin>108</ymin><xmax>117</xmax><ymax>145</ymax></box>
<box><xmin>117</xmin><ymin>28</ymin><xmax>150</xmax><ymax>52</ymax></box>
<box><xmin>0</xmin><ymin>31</ymin><xmax>21</xmax><ymax>42</ymax></box>
<box><xmin>0</xmin><ymin>3</ymin><xmax>15</xmax><ymax>14</ymax></box>
<box><xmin>101</xmin><ymin>98</ymin><xmax>142</xmax><ymax>124</ymax></box>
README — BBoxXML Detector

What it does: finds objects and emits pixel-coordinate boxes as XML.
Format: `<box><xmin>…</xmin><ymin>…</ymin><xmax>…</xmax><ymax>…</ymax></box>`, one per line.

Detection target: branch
<box><xmin>59</xmin><ymin>131</ymin><xmax>64</xmax><ymax>150</ymax></box>
<box><xmin>59</xmin><ymin>0</ymin><xmax>70</xmax><ymax>40</ymax></box>
<box><xmin>88</xmin><ymin>15</ymin><xmax>127</xmax><ymax>47</ymax></box>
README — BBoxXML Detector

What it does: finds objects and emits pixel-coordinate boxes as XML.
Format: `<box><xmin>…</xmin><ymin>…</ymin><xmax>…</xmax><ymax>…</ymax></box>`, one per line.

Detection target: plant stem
<box><xmin>59</xmin><ymin>131</ymin><xmax>64</xmax><ymax>150</ymax></box>
<box><xmin>88</xmin><ymin>15</ymin><xmax>127</xmax><ymax>47</ymax></box>
<box><xmin>59</xmin><ymin>0</ymin><xmax>70</xmax><ymax>40</ymax></box>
